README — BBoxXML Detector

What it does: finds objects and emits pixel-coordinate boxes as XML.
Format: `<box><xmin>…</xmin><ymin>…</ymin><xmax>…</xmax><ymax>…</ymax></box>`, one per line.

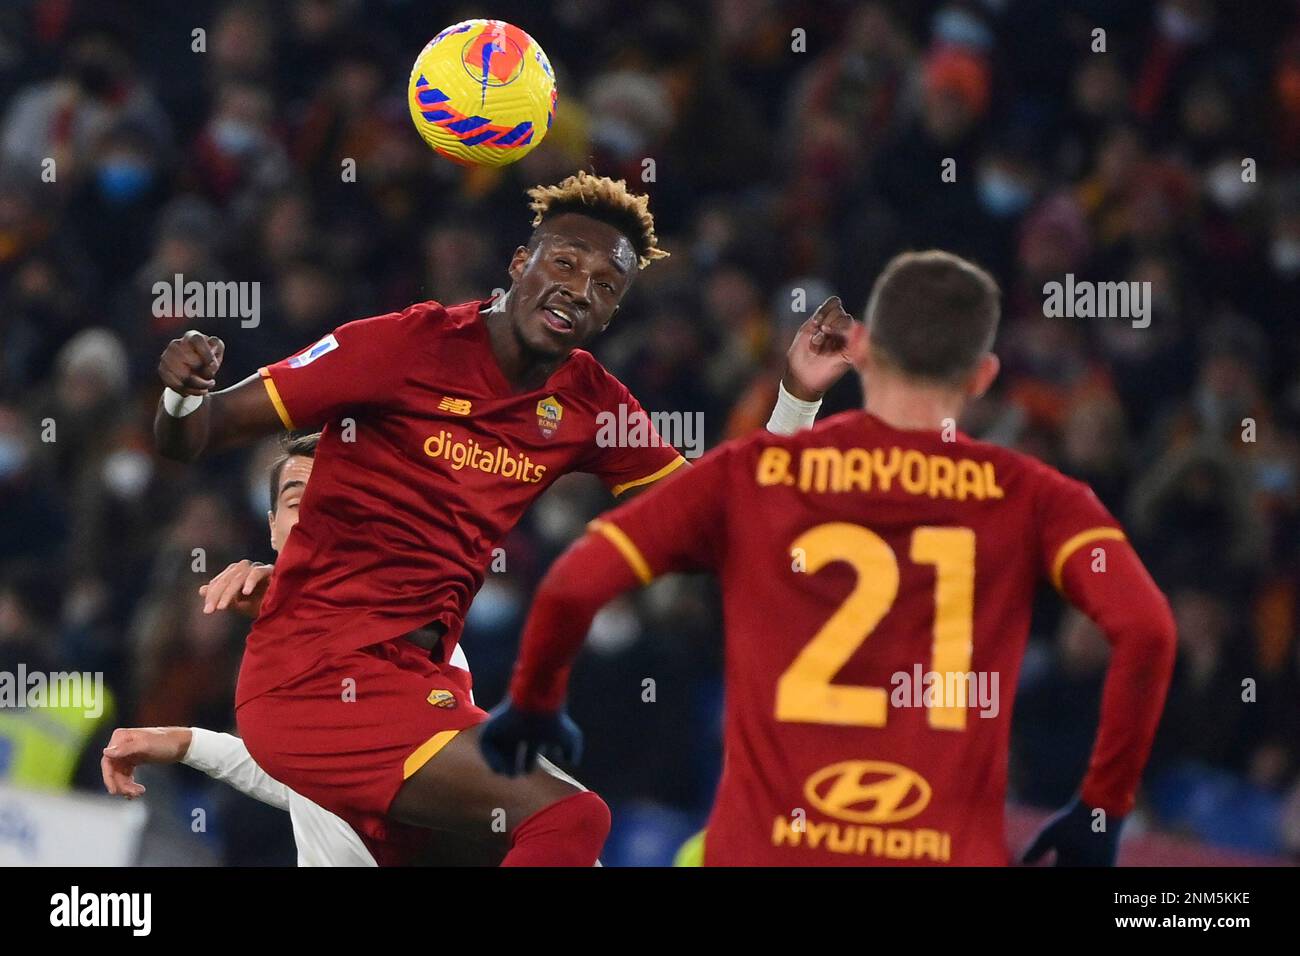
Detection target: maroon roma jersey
<box><xmin>235</xmin><ymin>299</ymin><xmax>684</xmax><ymax>705</ymax></box>
<box><xmin>582</xmin><ymin>410</ymin><xmax>1158</xmax><ymax>865</ymax></box>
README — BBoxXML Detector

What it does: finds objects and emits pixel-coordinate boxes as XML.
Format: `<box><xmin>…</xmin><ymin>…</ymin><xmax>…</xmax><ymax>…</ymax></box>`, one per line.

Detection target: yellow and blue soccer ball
<box><xmin>407</xmin><ymin>19</ymin><xmax>557</xmax><ymax>167</ymax></box>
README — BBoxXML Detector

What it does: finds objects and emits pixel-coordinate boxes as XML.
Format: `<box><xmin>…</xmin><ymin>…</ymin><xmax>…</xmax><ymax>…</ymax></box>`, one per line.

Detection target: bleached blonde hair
<box><xmin>527</xmin><ymin>170</ymin><xmax>669</xmax><ymax>270</ymax></box>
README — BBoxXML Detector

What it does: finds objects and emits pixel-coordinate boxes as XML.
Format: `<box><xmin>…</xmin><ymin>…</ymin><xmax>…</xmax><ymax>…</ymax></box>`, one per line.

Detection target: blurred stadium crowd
<box><xmin>0</xmin><ymin>0</ymin><xmax>1297</xmax><ymax>864</ymax></box>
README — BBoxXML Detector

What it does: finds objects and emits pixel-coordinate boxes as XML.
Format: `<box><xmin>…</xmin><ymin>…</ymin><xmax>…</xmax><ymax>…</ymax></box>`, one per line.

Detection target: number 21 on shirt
<box><xmin>778</xmin><ymin>523</ymin><xmax>975</xmax><ymax>731</ymax></box>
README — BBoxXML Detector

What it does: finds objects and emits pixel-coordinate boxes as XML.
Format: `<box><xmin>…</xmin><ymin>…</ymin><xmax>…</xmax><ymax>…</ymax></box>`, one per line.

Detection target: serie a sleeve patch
<box><xmin>288</xmin><ymin>333</ymin><xmax>340</xmax><ymax>368</ymax></box>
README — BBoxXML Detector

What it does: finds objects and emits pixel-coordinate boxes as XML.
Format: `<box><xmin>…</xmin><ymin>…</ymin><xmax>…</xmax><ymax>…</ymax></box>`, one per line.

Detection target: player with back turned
<box><xmin>483</xmin><ymin>250</ymin><xmax>1178</xmax><ymax>866</ymax></box>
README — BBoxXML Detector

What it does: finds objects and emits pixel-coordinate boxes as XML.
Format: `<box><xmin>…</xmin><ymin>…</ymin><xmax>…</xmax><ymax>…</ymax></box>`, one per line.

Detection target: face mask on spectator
<box><xmin>533</xmin><ymin>494</ymin><xmax>586</xmax><ymax>545</ymax></box>
<box><xmin>0</xmin><ymin>434</ymin><xmax>30</xmax><ymax>481</ymax></box>
<box><xmin>97</xmin><ymin>159</ymin><xmax>154</xmax><ymax>204</ymax></box>
<box><xmin>1195</xmin><ymin>389</ymin><xmax>1246</xmax><ymax>427</ymax></box>
<box><xmin>1158</xmin><ymin>2</ymin><xmax>1210</xmax><ymax>44</ymax></box>
<box><xmin>1255</xmin><ymin>459</ymin><xmax>1296</xmax><ymax>496</ymax></box>
<box><xmin>210</xmin><ymin>118</ymin><xmax>262</xmax><ymax>157</ymax></box>
<box><xmin>101</xmin><ymin>448</ymin><xmax>153</xmax><ymax>500</ymax></box>
<box><xmin>977</xmin><ymin>168</ymin><xmax>1033</xmax><ymax>217</ymax></box>
<box><xmin>1206</xmin><ymin>162</ymin><xmax>1251</xmax><ymax>211</ymax></box>
<box><xmin>463</xmin><ymin>578</ymin><xmax>521</xmax><ymax>633</ymax></box>
<box><xmin>247</xmin><ymin>481</ymin><xmax>271</xmax><ymax>520</ymax></box>
<box><xmin>933</xmin><ymin>7</ymin><xmax>995</xmax><ymax>52</ymax></box>
<box><xmin>586</xmin><ymin>600</ymin><xmax>640</xmax><ymax>655</ymax></box>
<box><xmin>590</xmin><ymin>116</ymin><xmax>644</xmax><ymax>161</ymax></box>
<box><xmin>1269</xmin><ymin>237</ymin><xmax>1300</xmax><ymax>276</ymax></box>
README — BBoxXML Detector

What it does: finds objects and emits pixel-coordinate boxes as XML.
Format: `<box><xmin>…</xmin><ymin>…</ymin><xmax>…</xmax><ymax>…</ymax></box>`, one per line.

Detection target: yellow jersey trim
<box><xmin>590</xmin><ymin>519</ymin><xmax>654</xmax><ymax>585</ymax></box>
<box><xmin>402</xmin><ymin>729</ymin><xmax>461</xmax><ymax>780</ymax></box>
<box><xmin>259</xmin><ymin>367</ymin><xmax>296</xmax><ymax>430</ymax></box>
<box><xmin>1052</xmin><ymin>527</ymin><xmax>1126</xmax><ymax>591</ymax></box>
<box><xmin>610</xmin><ymin>455</ymin><xmax>687</xmax><ymax>497</ymax></box>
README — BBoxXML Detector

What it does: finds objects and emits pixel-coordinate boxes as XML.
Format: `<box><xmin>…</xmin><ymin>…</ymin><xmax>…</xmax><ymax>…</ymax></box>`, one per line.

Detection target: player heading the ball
<box><xmin>151</xmin><ymin>170</ymin><xmax>848</xmax><ymax>866</ymax></box>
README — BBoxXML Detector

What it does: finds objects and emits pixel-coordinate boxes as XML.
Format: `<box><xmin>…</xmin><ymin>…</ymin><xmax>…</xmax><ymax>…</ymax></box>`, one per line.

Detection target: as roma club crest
<box><xmin>427</xmin><ymin>689</ymin><xmax>458</xmax><ymax>709</ymax></box>
<box><xmin>536</xmin><ymin>395</ymin><xmax>563</xmax><ymax>439</ymax></box>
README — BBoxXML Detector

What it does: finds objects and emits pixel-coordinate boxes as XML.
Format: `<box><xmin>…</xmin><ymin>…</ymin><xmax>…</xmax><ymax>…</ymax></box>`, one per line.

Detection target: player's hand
<box><xmin>159</xmin><ymin>330</ymin><xmax>225</xmax><ymax>396</ymax></box>
<box><xmin>200</xmin><ymin>559</ymin><xmax>274</xmax><ymax>616</ymax></box>
<box><xmin>1021</xmin><ymin>797</ymin><xmax>1123</xmax><ymax>866</ymax></box>
<box><xmin>783</xmin><ymin>296</ymin><xmax>859</xmax><ymax>401</ymax></box>
<box><xmin>100</xmin><ymin>727</ymin><xmax>193</xmax><ymax>799</ymax></box>
<box><xmin>479</xmin><ymin>701</ymin><xmax>583</xmax><ymax>776</ymax></box>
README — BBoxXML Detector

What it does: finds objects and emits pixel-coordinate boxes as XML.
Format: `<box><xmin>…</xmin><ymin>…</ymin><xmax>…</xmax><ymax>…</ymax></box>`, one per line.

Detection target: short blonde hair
<box><xmin>527</xmin><ymin>170</ymin><xmax>668</xmax><ymax>270</ymax></box>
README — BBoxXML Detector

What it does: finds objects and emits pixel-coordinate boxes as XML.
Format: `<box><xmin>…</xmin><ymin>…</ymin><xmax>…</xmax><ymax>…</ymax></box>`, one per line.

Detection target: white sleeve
<box><xmin>449</xmin><ymin>642</ymin><xmax>474</xmax><ymax>705</ymax></box>
<box><xmin>182</xmin><ymin>728</ymin><xmax>292</xmax><ymax>811</ymax></box>
<box><xmin>287</xmin><ymin>792</ymin><xmax>377</xmax><ymax>867</ymax></box>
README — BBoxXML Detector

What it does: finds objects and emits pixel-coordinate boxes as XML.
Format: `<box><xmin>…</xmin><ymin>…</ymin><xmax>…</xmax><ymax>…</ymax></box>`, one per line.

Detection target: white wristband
<box><xmin>766</xmin><ymin>380</ymin><xmax>823</xmax><ymax>435</ymax></box>
<box><xmin>162</xmin><ymin>387</ymin><xmax>204</xmax><ymax>418</ymax></box>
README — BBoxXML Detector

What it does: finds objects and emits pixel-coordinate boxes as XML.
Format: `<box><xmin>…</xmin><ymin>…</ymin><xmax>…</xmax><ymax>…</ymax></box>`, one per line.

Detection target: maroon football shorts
<box><xmin>237</xmin><ymin>636</ymin><xmax>487</xmax><ymax>864</ymax></box>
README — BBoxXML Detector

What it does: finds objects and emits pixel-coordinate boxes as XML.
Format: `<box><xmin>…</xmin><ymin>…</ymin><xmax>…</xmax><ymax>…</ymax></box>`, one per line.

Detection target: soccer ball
<box><xmin>407</xmin><ymin>19</ymin><xmax>557</xmax><ymax>167</ymax></box>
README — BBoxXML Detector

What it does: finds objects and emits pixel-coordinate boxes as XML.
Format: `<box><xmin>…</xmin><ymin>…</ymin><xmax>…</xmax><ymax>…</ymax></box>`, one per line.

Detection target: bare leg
<box><xmin>389</xmin><ymin>722</ymin><xmax>587</xmax><ymax>864</ymax></box>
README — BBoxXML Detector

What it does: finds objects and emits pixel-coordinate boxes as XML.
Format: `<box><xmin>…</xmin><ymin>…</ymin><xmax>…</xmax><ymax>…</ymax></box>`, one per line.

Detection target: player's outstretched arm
<box><xmin>178</xmin><ymin>727</ymin><xmax>292</xmax><ymax>810</ymax></box>
<box><xmin>1023</xmin><ymin>533</ymin><xmax>1176</xmax><ymax>866</ymax></box>
<box><xmin>483</xmin><ymin>447</ymin><xmax>731</xmax><ymax>775</ymax></box>
<box><xmin>767</xmin><ymin>295</ymin><xmax>859</xmax><ymax>435</ymax></box>
<box><xmin>480</xmin><ymin>530</ymin><xmax>642</xmax><ymax>775</ymax></box>
<box><xmin>102</xmin><ymin>725</ymin><xmax>291</xmax><ymax>810</ymax></box>
<box><xmin>154</xmin><ymin>330</ymin><xmax>285</xmax><ymax>461</ymax></box>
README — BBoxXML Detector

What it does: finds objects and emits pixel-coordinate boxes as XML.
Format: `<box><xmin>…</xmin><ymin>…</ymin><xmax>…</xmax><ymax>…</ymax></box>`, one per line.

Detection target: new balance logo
<box><xmin>438</xmin><ymin>396</ymin><xmax>472</xmax><ymax>415</ymax></box>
